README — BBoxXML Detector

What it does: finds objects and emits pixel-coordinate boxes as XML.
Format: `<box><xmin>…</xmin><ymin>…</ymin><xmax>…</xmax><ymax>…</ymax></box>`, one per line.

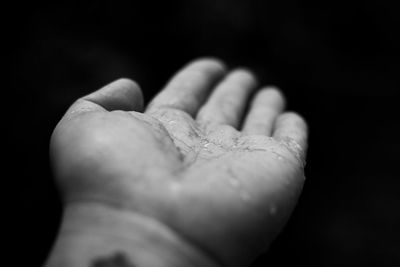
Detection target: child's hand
<box><xmin>49</xmin><ymin>58</ymin><xmax>308</xmax><ymax>267</ymax></box>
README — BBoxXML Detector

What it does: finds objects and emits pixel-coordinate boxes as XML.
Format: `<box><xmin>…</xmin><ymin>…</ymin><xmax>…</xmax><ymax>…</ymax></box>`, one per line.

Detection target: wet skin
<box><xmin>50</xmin><ymin>59</ymin><xmax>308</xmax><ymax>267</ymax></box>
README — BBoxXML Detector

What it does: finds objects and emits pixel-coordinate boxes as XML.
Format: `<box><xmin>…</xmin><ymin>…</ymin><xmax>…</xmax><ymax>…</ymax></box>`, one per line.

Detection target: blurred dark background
<box><xmin>9</xmin><ymin>1</ymin><xmax>400</xmax><ymax>266</ymax></box>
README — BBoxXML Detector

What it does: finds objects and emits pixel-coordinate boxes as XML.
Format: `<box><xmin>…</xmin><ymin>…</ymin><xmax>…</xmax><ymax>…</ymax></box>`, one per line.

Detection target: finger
<box><xmin>66</xmin><ymin>78</ymin><xmax>144</xmax><ymax>117</ymax></box>
<box><xmin>196</xmin><ymin>69</ymin><xmax>258</xmax><ymax>128</ymax></box>
<box><xmin>273</xmin><ymin>112</ymin><xmax>308</xmax><ymax>159</ymax></box>
<box><xmin>242</xmin><ymin>87</ymin><xmax>286</xmax><ymax>135</ymax></box>
<box><xmin>146</xmin><ymin>58</ymin><xmax>227</xmax><ymax>116</ymax></box>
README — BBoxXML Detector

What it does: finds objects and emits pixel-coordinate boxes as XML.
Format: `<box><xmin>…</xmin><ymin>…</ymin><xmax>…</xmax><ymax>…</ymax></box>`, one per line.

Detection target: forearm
<box><xmin>44</xmin><ymin>202</ymin><xmax>221</xmax><ymax>267</ymax></box>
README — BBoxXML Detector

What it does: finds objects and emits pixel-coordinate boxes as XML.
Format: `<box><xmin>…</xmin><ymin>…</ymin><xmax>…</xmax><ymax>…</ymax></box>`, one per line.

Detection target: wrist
<box><xmin>44</xmin><ymin>202</ymin><xmax>221</xmax><ymax>267</ymax></box>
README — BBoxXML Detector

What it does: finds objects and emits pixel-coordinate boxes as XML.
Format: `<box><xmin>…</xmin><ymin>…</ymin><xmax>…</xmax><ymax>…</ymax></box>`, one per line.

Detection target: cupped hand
<box><xmin>50</xmin><ymin>59</ymin><xmax>308</xmax><ymax>267</ymax></box>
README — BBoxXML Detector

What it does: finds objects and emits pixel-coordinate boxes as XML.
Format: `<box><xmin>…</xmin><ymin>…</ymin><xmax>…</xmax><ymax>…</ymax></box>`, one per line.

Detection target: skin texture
<box><xmin>50</xmin><ymin>58</ymin><xmax>308</xmax><ymax>267</ymax></box>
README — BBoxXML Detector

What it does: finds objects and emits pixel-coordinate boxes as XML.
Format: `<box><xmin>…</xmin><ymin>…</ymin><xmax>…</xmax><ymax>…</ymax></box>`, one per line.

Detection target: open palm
<box><xmin>51</xmin><ymin>59</ymin><xmax>308</xmax><ymax>267</ymax></box>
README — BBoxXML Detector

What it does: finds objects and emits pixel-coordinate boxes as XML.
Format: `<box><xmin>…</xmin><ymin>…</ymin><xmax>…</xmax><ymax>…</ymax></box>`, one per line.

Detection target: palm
<box><xmin>51</xmin><ymin>59</ymin><xmax>308</xmax><ymax>267</ymax></box>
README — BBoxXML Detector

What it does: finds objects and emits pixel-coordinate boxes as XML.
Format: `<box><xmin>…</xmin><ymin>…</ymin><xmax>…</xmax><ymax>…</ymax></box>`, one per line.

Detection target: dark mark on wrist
<box><xmin>91</xmin><ymin>252</ymin><xmax>136</xmax><ymax>267</ymax></box>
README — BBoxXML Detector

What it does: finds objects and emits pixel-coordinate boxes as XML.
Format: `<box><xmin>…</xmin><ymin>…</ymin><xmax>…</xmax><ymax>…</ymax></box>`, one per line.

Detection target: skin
<box><xmin>48</xmin><ymin>58</ymin><xmax>308</xmax><ymax>267</ymax></box>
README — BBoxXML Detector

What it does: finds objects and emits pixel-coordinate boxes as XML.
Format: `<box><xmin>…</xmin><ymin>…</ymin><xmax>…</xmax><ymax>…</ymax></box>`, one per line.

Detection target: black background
<box><xmin>9</xmin><ymin>1</ymin><xmax>400</xmax><ymax>266</ymax></box>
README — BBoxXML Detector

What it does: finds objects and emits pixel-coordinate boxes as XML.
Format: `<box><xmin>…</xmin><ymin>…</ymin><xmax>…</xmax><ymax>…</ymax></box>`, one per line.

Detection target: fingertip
<box><xmin>187</xmin><ymin>57</ymin><xmax>228</xmax><ymax>74</ymax></box>
<box><xmin>85</xmin><ymin>78</ymin><xmax>144</xmax><ymax>112</ymax></box>
<box><xmin>228</xmin><ymin>68</ymin><xmax>259</xmax><ymax>87</ymax></box>
<box><xmin>114</xmin><ymin>77</ymin><xmax>140</xmax><ymax>89</ymax></box>
<box><xmin>264</xmin><ymin>85</ymin><xmax>285</xmax><ymax>100</ymax></box>
<box><xmin>277</xmin><ymin>111</ymin><xmax>308</xmax><ymax>131</ymax></box>
<box><xmin>261</xmin><ymin>86</ymin><xmax>286</xmax><ymax>110</ymax></box>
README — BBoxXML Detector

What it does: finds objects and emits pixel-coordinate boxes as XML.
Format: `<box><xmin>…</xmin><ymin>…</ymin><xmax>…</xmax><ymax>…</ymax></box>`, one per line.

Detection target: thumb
<box><xmin>66</xmin><ymin>78</ymin><xmax>144</xmax><ymax>116</ymax></box>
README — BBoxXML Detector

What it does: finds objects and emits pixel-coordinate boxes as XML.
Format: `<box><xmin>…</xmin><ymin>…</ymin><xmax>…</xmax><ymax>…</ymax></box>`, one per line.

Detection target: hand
<box><xmin>50</xmin><ymin>58</ymin><xmax>308</xmax><ymax>267</ymax></box>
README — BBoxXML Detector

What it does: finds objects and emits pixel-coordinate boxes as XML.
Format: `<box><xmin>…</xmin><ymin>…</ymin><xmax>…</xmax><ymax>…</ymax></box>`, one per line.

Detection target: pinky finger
<box><xmin>273</xmin><ymin>112</ymin><xmax>308</xmax><ymax>160</ymax></box>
